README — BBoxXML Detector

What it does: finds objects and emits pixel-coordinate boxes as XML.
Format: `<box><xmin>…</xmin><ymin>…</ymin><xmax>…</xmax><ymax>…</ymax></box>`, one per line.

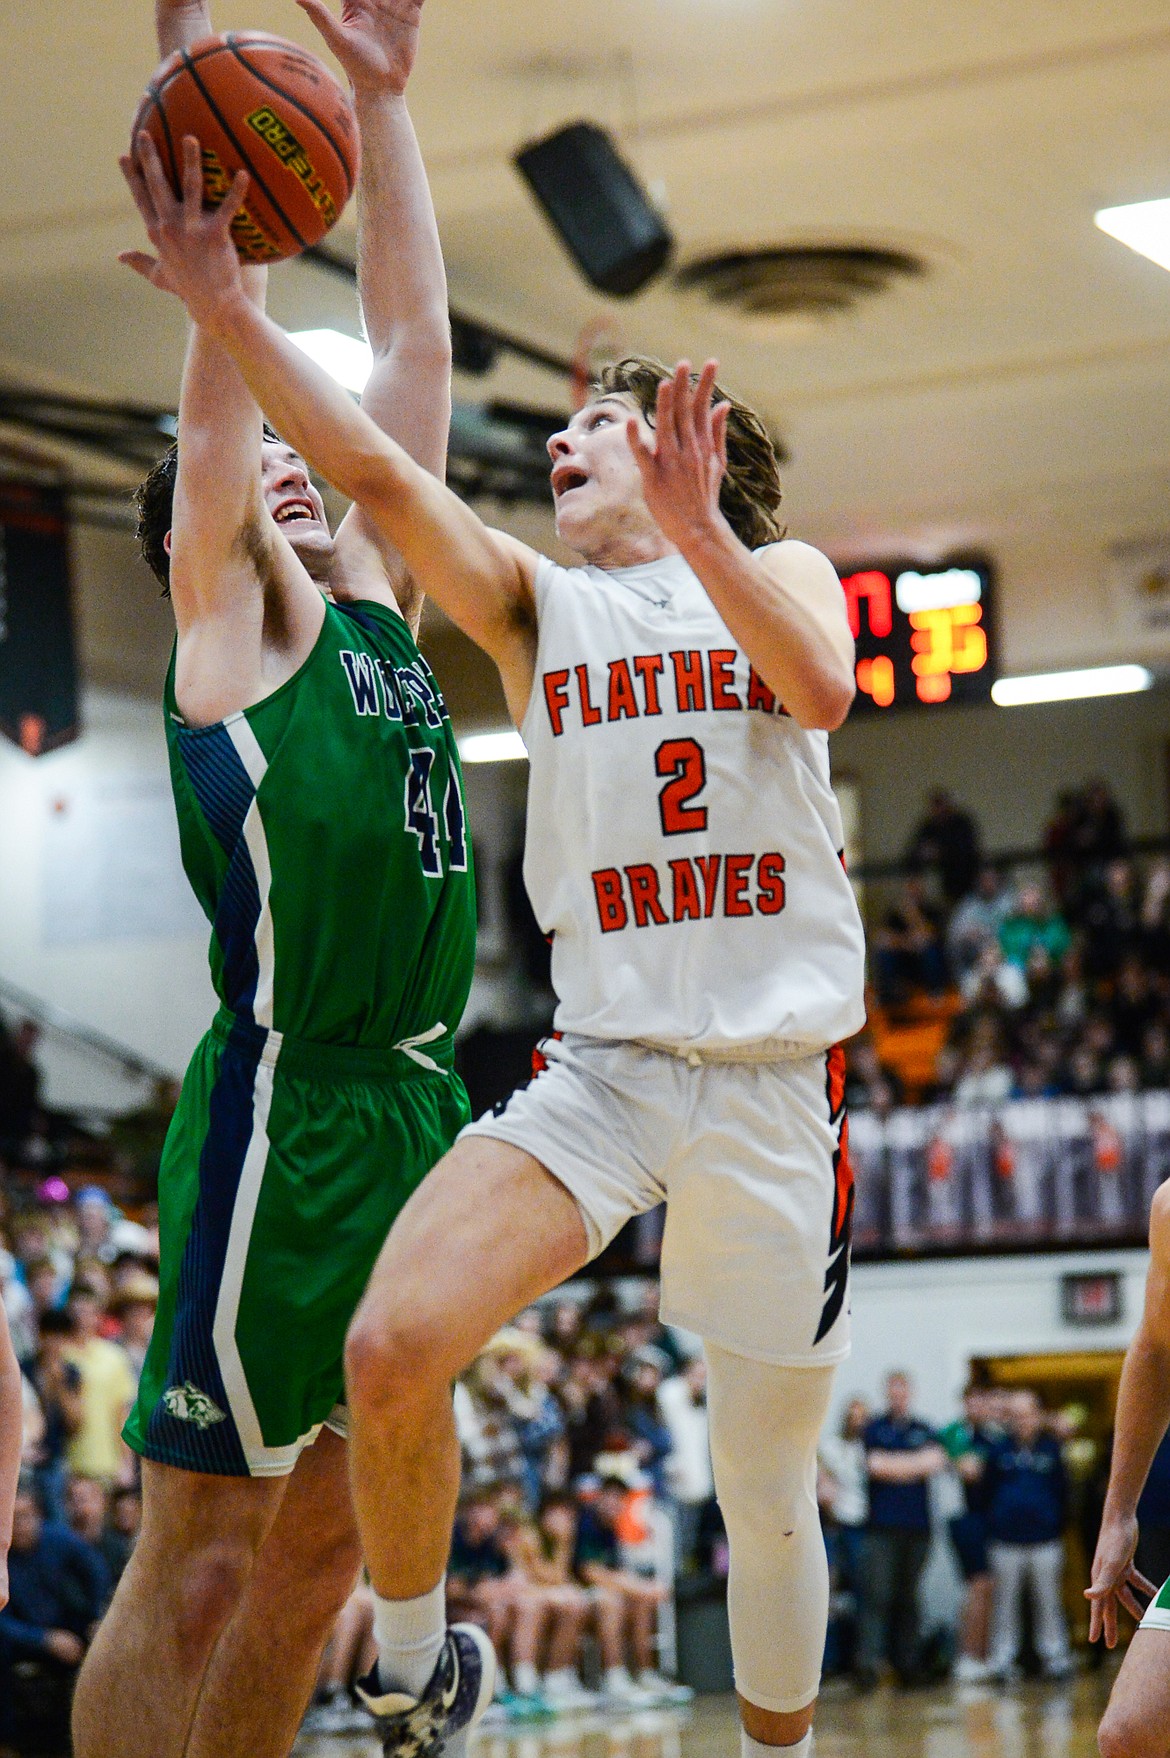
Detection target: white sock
<box><xmin>742</xmin><ymin>1731</ymin><xmax>811</xmax><ymax>1758</ymax></box>
<box><xmin>373</xmin><ymin>1579</ymin><xmax>446</xmax><ymax>1697</ymax></box>
<box><xmin>513</xmin><ymin>1660</ymin><xmax>540</xmax><ymax>1696</ymax></box>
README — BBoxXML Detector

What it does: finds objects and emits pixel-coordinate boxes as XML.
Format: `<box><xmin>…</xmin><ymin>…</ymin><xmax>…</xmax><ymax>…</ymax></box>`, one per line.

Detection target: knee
<box><xmin>297</xmin><ymin>1522</ymin><xmax>364</xmax><ymax>1624</ymax></box>
<box><xmin>174</xmin><ymin>1539</ymin><xmax>256</xmax><ymax>1655</ymax></box>
<box><xmin>344</xmin><ymin>1301</ymin><xmax>450</xmax><ymax>1414</ymax></box>
<box><xmin>1099</xmin><ymin>1704</ymin><xmax>1163</xmax><ymax>1758</ymax></box>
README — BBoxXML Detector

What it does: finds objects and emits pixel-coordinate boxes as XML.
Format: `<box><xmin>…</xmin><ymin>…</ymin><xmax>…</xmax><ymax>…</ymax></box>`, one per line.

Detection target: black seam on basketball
<box><xmin>180</xmin><ymin>47</ymin><xmax>309</xmax><ymax>252</ymax></box>
<box><xmin>225</xmin><ymin>40</ymin><xmax>355</xmax><ymax>201</ymax></box>
<box><xmin>152</xmin><ymin>39</ymin><xmax>232</xmax><ymax>98</ymax></box>
<box><xmin>152</xmin><ymin>94</ymin><xmax>181</xmax><ymax>192</ymax></box>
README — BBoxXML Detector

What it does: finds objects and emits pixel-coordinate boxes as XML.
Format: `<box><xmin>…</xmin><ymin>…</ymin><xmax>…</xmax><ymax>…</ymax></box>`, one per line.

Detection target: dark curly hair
<box><xmin>134</xmin><ymin>424</ymin><xmax>282</xmax><ymax>594</ymax></box>
<box><xmin>593</xmin><ymin>356</ymin><xmax>784</xmax><ymax>551</ymax></box>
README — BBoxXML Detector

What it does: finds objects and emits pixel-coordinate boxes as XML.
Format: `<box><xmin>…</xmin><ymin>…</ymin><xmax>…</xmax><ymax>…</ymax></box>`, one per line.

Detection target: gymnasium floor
<box><xmin>293</xmin><ymin>1672</ymin><xmax>1118</xmax><ymax>1758</ymax></box>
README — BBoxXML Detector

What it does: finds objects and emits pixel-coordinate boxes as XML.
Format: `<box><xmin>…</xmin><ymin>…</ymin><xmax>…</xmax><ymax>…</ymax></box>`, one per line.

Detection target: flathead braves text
<box><xmin>542</xmin><ymin>647</ymin><xmax>787</xmax><ymax>735</ymax></box>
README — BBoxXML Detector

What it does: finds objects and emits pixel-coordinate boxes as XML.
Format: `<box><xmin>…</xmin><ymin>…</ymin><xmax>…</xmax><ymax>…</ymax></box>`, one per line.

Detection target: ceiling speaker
<box><xmin>514</xmin><ymin>121</ymin><xmax>673</xmax><ymax>298</ymax></box>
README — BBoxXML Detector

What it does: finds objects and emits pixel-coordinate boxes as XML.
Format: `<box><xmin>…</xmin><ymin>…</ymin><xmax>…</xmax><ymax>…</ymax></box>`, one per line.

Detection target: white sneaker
<box><xmin>954</xmin><ymin>1655</ymin><xmax>991</xmax><ymax>1684</ymax></box>
<box><xmin>543</xmin><ymin>1670</ymin><xmax>602</xmax><ymax>1713</ymax></box>
<box><xmin>602</xmin><ymin>1669</ymin><xmax>655</xmax><ymax>1710</ymax></box>
<box><xmin>635</xmin><ymin>1671</ymin><xmax>694</xmax><ymax>1707</ymax></box>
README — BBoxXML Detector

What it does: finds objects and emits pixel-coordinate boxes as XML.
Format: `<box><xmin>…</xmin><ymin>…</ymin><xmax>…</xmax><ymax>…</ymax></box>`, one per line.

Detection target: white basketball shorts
<box><xmin>460</xmin><ymin>1033</ymin><xmax>853</xmax><ymax>1366</ymax></box>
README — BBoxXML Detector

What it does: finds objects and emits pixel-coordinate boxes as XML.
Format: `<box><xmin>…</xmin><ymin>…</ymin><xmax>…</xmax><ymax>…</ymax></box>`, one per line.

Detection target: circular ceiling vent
<box><xmin>675</xmin><ymin>245</ymin><xmax>925</xmax><ymax>319</ymax></box>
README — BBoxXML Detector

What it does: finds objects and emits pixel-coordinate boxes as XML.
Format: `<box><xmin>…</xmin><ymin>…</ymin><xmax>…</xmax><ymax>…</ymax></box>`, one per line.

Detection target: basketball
<box><xmin>130</xmin><ymin>32</ymin><xmax>359</xmax><ymax>263</ymax></box>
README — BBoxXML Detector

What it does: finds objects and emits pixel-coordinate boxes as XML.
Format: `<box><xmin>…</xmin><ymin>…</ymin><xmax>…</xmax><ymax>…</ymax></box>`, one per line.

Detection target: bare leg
<box><xmin>320</xmin><ymin>1585</ymin><xmax>376</xmax><ymax>1694</ymax></box>
<box><xmin>73</xmin><ymin>1461</ymin><xmax>285</xmax><ymax>1758</ymax></box>
<box><xmin>544</xmin><ymin>1587</ymin><xmax>589</xmax><ymax>1672</ymax></box>
<box><xmin>509</xmin><ymin>1584</ymin><xmax>552</xmax><ymax>1674</ymax></box>
<box><xmin>185</xmin><ymin>1429</ymin><xmax>362</xmax><ymax>1758</ymax></box>
<box><xmin>626</xmin><ymin>1585</ymin><xmax>661</xmax><ymax>1675</ymax></box>
<box><xmin>344</xmin><ymin>1137</ymin><xmax>589</xmax><ymax>1599</ymax></box>
<box><xmin>593</xmin><ymin>1588</ymin><xmax>625</xmax><ymax>1671</ymax></box>
<box><xmin>960</xmin><ymin>1573</ymin><xmax>993</xmax><ymax>1662</ymax></box>
<box><xmin>1099</xmin><ymin>1628</ymin><xmax>1170</xmax><ymax>1758</ymax></box>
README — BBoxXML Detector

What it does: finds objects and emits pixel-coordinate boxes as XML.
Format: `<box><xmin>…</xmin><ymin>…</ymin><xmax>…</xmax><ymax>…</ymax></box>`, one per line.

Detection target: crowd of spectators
<box><xmin>859</xmin><ymin>781</ymin><xmax>1170</xmax><ymax>1109</ymax></box>
<box><xmin>307</xmin><ymin>1289</ymin><xmax>705</xmax><ymax>1734</ymax></box>
<box><xmin>817</xmin><ymin>1369</ymin><xmax>1131</xmax><ymax>1692</ymax></box>
<box><xmin>0</xmin><ymin>1160</ymin><xmax>1160</xmax><ymax>1748</ymax></box>
<box><xmin>1</xmin><ymin>1182</ymin><xmax>152</xmax><ymax>1752</ymax></box>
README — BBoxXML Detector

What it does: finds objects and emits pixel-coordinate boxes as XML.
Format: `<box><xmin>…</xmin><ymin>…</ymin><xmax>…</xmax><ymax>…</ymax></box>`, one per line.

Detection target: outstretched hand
<box><xmin>1085</xmin><ymin>1513</ymin><xmax>1155</xmax><ymax>1647</ymax></box>
<box><xmin>295</xmin><ymin>0</ymin><xmax>423</xmax><ymax>96</ymax></box>
<box><xmin>625</xmin><ymin>360</ymin><xmax>732</xmax><ymax>553</ymax></box>
<box><xmin>118</xmin><ymin>134</ymin><xmax>249</xmax><ymax>330</ymax></box>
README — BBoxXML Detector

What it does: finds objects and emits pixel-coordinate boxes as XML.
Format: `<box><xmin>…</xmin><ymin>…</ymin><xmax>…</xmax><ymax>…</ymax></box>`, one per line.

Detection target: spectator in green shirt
<box><xmin>999</xmin><ymin>884</ymin><xmax>1071</xmax><ymax>972</ymax></box>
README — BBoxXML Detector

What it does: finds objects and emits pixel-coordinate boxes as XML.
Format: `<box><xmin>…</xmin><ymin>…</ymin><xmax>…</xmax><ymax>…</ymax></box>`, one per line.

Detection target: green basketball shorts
<box><xmin>125</xmin><ymin>1009</ymin><xmax>469</xmax><ymax>1477</ymax></box>
<box><xmin>1141</xmin><ymin>1574</ymin><xmax>1170</xmax><ymax>1632</ymax></box>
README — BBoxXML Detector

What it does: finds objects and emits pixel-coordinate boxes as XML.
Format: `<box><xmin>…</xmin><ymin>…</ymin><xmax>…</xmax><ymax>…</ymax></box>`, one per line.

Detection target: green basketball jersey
<box><xmin>165</xmin><ymin>598</ymin><xmax>476</xmax><ymax>1053</ymax></box>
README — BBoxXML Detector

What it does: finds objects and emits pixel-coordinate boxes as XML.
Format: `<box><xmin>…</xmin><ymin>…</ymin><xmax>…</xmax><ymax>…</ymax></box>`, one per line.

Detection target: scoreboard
<box><xmin>837</xmin><ymin>556</ymin><xmax>997</xmax><ymax>713</ymax></box>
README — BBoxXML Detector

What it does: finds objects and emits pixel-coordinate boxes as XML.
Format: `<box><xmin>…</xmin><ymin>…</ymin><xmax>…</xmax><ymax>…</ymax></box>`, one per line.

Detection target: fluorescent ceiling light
<box><xmin>458</xmin><ymin>729</ymin><xmax>528</xmax><ymax>763</ymax></box>
<box><xmin>991</xmin><ymin>664</ymin><xmax>1153</xmax><ymax>707</ymax></box>
<box><xmin>290</xmin><ymin>328</ymin><xmax>372</xmax><ymax>393</ymax></box>
<box><xmin>1094</xmin><ymin>197</ymin><xmax>1170</xmax><ymax>274</ymax></box>
<box><xmin>894</xmin><ymin>568</ymin><xmax>982</xmax><ymax>614</ymax></box>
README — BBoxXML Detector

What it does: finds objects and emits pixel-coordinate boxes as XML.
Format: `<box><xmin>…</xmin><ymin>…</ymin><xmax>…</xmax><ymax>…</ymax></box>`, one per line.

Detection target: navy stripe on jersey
<box><xmin>143</xmin><ymin>1025</ymin><xmax>262</xmax><ymax>1475</ymax></box>
<box><xmin>177</xmin><ymin>723</ymin><xmax>256</xmax><ymax>855</ymax></box>
<box><xmin>333</xmin><ymin>602</ymin><xmax>386</xmax><ymax>640</ymax></box>
<box><xmin>212</xmin><ymin>845</ymin><xmax>264</xmax><ymax>1022</ymax></box>
<box><xmin>177</xmin><ymin>725</ymin><xmax>263</xmax><ymax>1022</ymax></box>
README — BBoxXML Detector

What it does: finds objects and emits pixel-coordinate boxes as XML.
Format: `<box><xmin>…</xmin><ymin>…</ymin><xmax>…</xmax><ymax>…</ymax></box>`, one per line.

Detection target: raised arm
<box><xmin>1087</xmin><ymin>1186</ymin><xmax>1170</xmax><ymax>1647</ymax></box>
<box><xmin>155</xmin><ymin>0</ymin><xmax>211</xmax><ymax>56</ymax></box>
<box><xmin>298</xmin><ymin>0</ymin><xmax>452</xmax><ymax>625</ymax></box>
<box><xmin>627</xmin><ymin>363</ymin><xmax>855</xmax><ymax>731</ymax></box>
<box><xmin>121</xmin><ymin>140</ymin><xmax>539</xmax><ymax>718</ymax></box>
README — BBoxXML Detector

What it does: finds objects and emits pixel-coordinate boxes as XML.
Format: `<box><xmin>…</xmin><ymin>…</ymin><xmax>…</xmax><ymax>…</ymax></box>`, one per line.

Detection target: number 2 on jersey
<box><xmin>656</xmin><ymin>738</ymin><xmax>708</xmax><ymax>835</ymax></box>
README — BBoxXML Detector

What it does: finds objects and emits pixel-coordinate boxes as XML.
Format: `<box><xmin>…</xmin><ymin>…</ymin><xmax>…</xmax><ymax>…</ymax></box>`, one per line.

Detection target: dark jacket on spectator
<box><xmin>984</xmin><ymin>1434</ymin><xmax>1067</xmax><ymax>1545</ymax></box>
<box><xmin>0</xmin><ymin>1521</ymin><xmax>110</xmax><ymax>1657</ymax></box>
<box><xmin>863</xmin><ymin>1415</ymin><xmax>937</xmax><ymax>1534</ymax></box>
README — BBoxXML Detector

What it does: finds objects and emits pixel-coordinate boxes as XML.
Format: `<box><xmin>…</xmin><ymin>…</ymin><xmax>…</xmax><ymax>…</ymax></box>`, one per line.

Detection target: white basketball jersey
<box><xmin>520</xmin><ymin>551</ymin><xmax>867</xmax><ymax>1053</ymax></box>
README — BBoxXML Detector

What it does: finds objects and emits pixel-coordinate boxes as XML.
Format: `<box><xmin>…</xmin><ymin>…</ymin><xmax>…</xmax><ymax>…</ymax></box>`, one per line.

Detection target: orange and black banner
<box><xmin>0</xmin><ymin>484</ymin><xmax>78</xmax><ymax>755</ymax></box>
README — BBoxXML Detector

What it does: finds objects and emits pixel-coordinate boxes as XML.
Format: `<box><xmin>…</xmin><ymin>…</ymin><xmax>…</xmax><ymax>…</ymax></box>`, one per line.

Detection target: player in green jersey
<box><xmin>73</xmin><ymin>6</ymin><xmax>475</xmax><ymax>1758</ymax></box>
<box><xmin>1089</xmin><ymin>1180</ymin><xmax>1170</xmax><ymax>1758</ymax></box>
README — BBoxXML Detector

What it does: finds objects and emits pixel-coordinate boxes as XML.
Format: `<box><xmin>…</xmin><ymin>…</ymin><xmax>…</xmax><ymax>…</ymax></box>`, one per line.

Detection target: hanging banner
<box><xmin>0</xmin><ymin>483</ymin><xmax>78</xmax><ymax>754</ymax></box>
<box><xmin>1109</xmin><ymin>535</ymin><xmax>1170</xmax><ymax>646</ymax></box>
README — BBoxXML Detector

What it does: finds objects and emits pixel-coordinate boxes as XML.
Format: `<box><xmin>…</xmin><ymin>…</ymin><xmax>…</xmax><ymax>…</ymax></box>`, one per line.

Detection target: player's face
<box><xmin>261</xmin><ymin>440</ymin><xmax>333</xmax><ymax>576</ymax></box>
<box><xmin>546</xmin><ymin>395</ymin><xmax>657</xmax><ymax>555</ymax></box>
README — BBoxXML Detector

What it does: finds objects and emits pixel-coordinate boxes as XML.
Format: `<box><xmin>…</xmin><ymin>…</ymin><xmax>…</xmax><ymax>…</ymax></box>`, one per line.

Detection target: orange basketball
<box><xmin>131</xmin><ymin>32</ymin><xmax>359</xmax><ymax>263</ymax></box>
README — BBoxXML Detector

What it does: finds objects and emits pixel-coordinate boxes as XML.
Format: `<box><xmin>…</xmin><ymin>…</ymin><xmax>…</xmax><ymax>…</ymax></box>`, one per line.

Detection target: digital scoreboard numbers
<box><xmin>838</xmin><ymin>557</ymin><xmax>997</xmax><ymax>713</ymax></box>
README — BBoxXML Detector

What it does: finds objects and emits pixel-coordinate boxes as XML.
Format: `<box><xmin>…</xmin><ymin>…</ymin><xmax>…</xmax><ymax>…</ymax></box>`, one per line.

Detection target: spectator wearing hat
<box><xmin>62</xmin><ymin>1282</ymin><xmax>135</xmax><ymax>1487</ymax></box>
<box><xmin>573</xmin><ymin>1475</ymin><xmax>682</xmax><ymax>1707</ymax></box>
<box><xmin>618</xmin><ymin>1346</ymin><xmax>675</xmax><ymax>1500</ymax></box>
<box><xmin>108</xmin><ymin>1270</ymin><xmax>159</xmax><ymax>1387</ymax></box>
<box><xmin>475</xmin><ymin>1329</ymin><xmax>567</xmax><ymax>1510</ymax></box>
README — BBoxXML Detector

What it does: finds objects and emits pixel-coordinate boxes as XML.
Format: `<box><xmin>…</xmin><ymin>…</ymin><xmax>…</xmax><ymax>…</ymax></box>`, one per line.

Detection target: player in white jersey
<box><xmin>118</xmin><ymin>171</ymin><xmax>864</xmax><ymax>1758</ymax></box>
